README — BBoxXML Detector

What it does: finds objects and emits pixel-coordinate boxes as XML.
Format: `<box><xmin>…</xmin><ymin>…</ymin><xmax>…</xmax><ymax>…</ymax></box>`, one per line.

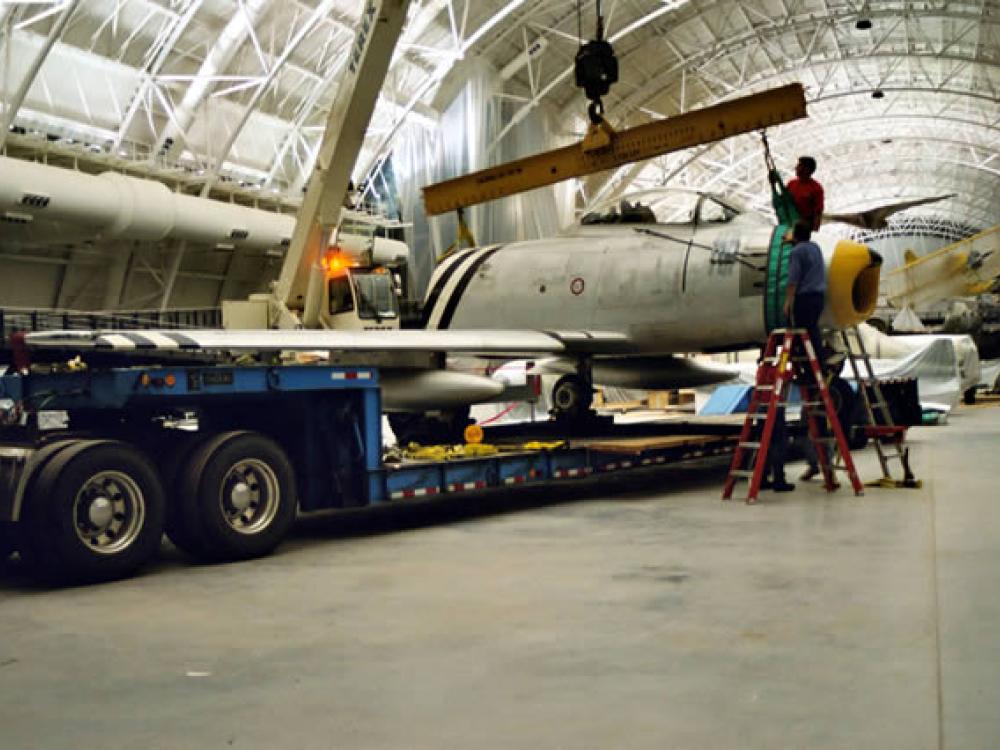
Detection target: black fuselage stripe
<box><xmin>420</xmin><ymin>248</ymin><xmax>479</xmax><ymax>327</ymax></box>
<box><xmin>438</xmin><ymin>245</ymin><xmax>505</xmax><ymax>329</ymax></box>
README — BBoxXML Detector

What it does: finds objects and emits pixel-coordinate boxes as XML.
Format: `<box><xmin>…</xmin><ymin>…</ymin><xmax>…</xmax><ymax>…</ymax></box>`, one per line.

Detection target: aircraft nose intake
<box><xmin>827</xmin><ymin>239</ymin><xmax>882</xmax><ymax>327</ymax></box>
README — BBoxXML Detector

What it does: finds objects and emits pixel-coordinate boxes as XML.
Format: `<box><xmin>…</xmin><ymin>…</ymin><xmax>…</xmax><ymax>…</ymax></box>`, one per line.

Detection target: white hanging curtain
<box><xmin>391</xmin><ymin>61</ymin><xmax>575</xmax><ymax>297</ymax></box>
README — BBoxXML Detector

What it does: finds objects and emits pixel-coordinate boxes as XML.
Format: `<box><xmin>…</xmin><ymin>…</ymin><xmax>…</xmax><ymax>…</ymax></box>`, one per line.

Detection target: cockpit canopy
<box><xmin>578</xmin><ymin>189</ymin><xmax>747</xmax><ymax>227</ymax></box>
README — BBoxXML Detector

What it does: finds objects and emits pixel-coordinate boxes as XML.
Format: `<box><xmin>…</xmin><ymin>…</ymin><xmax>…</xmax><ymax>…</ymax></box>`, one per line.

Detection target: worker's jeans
<box><xmin>792</xmin><ymin>291</ymin><xmax>826</xmax><ymax>470</ymax></box>
<box><xmin>792</xmin><ymin>291</ymin><xmax>825</xmax><ymax>369</ymax></box>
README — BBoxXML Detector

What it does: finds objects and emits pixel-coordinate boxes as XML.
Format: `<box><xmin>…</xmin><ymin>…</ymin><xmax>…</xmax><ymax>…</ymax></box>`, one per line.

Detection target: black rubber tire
<box><xmin>16</xmin><ymin>438</ymin><xmax>100</xmax><ymax>574</ymax></box>
<box><xmin>0</xmin><ymin>522</ymin><xmax>16</xmax><ymax>561</ymax></box>
<box><xmin>963</xmin><ymin>387</ymin><xmax>977</xmax><ymax>405</ymax></box>
<box><xmin>551</xmin><ymin>374</ymin><xmax>593</xmax><ymax>418</ymax></box>
<box><xmin>19</xmin><ymin>441</ymin><xmax>165</xmax><ymax>584</ymax></box>
<box><xmin>159</xmin><ymin>432</ymin><xmax>236</xmax><ymax>556</ymax></box>
<box><xmin>175</xmin><ymin>431</ymin><xmax>297</xmax><ymax>562</ymax></box>
<box><xmin>828</xmin><ymin>376</ymin><xmax>867</xmax><ymax>450</ymax></box>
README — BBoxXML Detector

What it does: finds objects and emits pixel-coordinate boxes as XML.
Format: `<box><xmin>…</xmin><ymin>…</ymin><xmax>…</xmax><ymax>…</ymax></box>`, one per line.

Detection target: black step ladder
<box><xmin>839</xmin><ymin>326</ymin><xmax>922</xmax><ymax>488</ymax></box>
<box><xmin>723</xmin><ymin>328</ymin><xmax>865</xmax><ymax>504</ymax></box>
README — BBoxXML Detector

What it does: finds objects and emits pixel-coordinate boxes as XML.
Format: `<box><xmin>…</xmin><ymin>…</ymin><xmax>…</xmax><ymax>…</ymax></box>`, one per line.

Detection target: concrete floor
<box><xmin>1</xmin><ymin>405</ymin><xmax>997</xmax><ymax>749</ymax></box>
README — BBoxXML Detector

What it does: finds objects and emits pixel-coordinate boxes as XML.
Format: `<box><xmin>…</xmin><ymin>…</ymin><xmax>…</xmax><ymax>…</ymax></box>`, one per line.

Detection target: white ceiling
<box><xmin>2</xmin><ymin>0</ymin><xmax>999</xmax><ymax>230</ymax></box>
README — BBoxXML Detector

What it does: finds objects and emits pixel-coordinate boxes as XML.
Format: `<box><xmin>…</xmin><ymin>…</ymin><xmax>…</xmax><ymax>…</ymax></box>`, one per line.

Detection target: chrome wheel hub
<box><xmin>73</xmin><ymin>471</ymin><xmax>145</xmax><ymax>554</ymax></box>
<box><xmin>219</xmin><ymin>459</ymin><xmax>279</xmax><ymax>535</ymax></box>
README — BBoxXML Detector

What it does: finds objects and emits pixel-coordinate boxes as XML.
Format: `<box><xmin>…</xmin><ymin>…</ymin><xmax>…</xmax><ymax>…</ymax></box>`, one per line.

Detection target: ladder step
<box><xmin>739</xmin><ymin>441</ymin><xmax>762</xmax><ymax>449</ymax></box>
<box><xmin>754</xmin><ymin>384</ymin><xmax>775</xmax><ymax>391</ymax></box>
<box><xmin>729</xmin><ymin>470</ymin><xmax>756</xmax><ymax>478</ymax></box>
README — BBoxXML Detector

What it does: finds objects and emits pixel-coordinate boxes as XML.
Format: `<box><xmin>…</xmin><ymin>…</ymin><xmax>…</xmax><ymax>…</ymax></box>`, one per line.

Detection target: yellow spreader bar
<box><xmin>422</xmin><ymin>83</ymin><xmax>807</xmax><ymax>216</ymax></box>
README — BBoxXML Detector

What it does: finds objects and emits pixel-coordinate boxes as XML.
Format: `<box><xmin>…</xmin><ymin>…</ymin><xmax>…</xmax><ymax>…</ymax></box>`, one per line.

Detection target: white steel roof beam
<box><xmin>114</xmin><ymin>0</ymin><xmax>202</xmax><ymax>151</ymax></box>
<box><xmin>152</xmin><ymin>0</ymin><xmax>272</xmax><ymax>160</ymax></box>
<box><xmin>0</xmin><ymin>0</ymin><xmax>81</xmax><ymax>149</ymax></box>
<box><xmin>196</xmin><ymin>0</ymin><xmax>336</xmax><ymax>195</ymax></box>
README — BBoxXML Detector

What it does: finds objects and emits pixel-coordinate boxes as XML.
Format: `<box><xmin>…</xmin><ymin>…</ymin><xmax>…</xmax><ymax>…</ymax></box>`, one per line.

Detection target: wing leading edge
<box><xmin>23</xmin><ymin>328</ymin><xmax>633</xmax><ymax>356</ymax></box>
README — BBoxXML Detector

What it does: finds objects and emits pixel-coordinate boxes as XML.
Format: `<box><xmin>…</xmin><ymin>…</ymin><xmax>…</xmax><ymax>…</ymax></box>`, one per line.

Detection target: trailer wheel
<box><xmin>176</xmin><ymin>432</ymin><xmax>296</xmax><ymax>561</ymax></box>
<box><xmin>19</xmin><ymin>441</ymin><xmax>165</xmax><ymax>583</ymax></box>
<box><xmin>0</xmin><ymin>523</ymin><xmax>16</xmax><ymax>561</ymax></box>
<box><xmin>551</xmin><ymin>374</ymin><xmax>593</xmax><ymax>418</ymax></box>
<box><xmin>160</xmin><ymin>434</ymin><xmax>217</xmax><ymax>557</ymax></box>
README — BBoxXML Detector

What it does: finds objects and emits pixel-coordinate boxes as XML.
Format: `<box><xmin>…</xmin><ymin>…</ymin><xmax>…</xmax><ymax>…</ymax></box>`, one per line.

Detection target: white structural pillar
<box><xmin>0</xmin><ymin>0</ymin><xmax>82</xmax><ymax>149</ymax></box>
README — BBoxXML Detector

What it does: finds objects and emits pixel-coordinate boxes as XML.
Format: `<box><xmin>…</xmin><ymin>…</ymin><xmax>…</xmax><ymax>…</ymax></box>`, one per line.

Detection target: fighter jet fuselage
<box><xmin>422</xmin><ymin>199</ymin><xmax>881</xmax><ymax>358</ymax></box>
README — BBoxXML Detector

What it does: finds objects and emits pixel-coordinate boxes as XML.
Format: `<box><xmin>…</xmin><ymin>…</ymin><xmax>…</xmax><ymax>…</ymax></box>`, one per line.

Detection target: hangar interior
<box><xmin>1</xmin><ymin>1</ymin><xmax>1000</xmax><ymax>748</ymax></box>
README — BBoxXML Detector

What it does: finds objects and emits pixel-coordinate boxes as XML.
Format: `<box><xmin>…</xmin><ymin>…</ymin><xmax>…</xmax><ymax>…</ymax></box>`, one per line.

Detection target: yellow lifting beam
<box><xmin>422</xmin><ymin>83</ymin><xmax>807</xmax><ymax>216</ymax></box>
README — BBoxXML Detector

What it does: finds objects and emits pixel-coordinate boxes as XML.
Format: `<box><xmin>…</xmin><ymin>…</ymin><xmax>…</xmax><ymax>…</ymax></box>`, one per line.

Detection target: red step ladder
<box><xmin>722</xmin><ymin>328</ymin><xmax>865</xmax><ymax>504</ymax></box>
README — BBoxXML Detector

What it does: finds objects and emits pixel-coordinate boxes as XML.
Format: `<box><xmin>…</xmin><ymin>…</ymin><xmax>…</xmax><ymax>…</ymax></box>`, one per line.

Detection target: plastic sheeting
<box><xmin>390</xmin><ymin>60</ymin><xmax>577</xmax><ymax>297</ymax></box>
<box><xmin>865</xmin><ymin>338</ymin><xmax>964</xmax><ymax>410</ymax></box>
<box><xmin>851</xmin><ymin>324</ymin><xmax>981</xmax><ymax>395</ymax></box>
<box><xmin>697</xmin><ymin>331</ymin><xmax>973</xmax><ymax>413</ymax></box>
<box><xmin>979</xmin><ymin>359</ymin><xmax>1000</xmax><ymax>390</ymax></box>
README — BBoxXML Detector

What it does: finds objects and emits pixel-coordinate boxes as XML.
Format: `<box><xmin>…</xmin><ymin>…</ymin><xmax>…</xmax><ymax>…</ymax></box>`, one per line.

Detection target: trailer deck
<box><xmin>0</xmin><ymin>361</ymin><xmax>735</xmax><ymax>583</ymax></box>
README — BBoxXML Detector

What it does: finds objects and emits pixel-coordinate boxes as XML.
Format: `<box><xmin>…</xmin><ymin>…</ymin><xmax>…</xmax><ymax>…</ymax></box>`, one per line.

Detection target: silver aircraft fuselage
<box><xmin>422</xmin><ymin>207</ymin><xmax>881</xmax><ymax>355</ymax></box>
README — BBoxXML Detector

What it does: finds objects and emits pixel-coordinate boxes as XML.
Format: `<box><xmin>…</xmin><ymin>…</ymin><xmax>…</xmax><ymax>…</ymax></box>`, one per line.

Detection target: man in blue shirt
<box><xmin>783</xmin><ymin>221</ymin><xmax>831</xmax><ymax>484</ymax></box>
<box><xmin>783</xmin><ymin>221</ymin><xmax>826</xmax><ymax>365</ymax></box>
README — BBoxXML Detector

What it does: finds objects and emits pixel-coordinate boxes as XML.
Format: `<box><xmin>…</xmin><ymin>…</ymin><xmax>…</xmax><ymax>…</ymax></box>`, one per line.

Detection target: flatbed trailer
<box><xmin>0</xmin><ymin>361</ymin><xmax>735</xmax><ymax>583</ymax></box>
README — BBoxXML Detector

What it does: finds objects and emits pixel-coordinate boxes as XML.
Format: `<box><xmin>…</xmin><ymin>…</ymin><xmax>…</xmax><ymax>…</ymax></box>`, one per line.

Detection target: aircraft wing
<box><xmin>825</xmin><ymin>194</ymin><xmax>956</xmax><ymax>230</ymax></box>
<box><xmin>23</xmin><ymin>328</ymin><xmax>633</xmax><ymax>356</ymax></box>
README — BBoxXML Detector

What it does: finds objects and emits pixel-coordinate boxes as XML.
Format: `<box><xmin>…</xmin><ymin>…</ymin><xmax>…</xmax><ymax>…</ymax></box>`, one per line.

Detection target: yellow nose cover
<box><xmin>827</xmin><ymin>239</ymin><xmax>881</xmax><ymax>327</ymax></box>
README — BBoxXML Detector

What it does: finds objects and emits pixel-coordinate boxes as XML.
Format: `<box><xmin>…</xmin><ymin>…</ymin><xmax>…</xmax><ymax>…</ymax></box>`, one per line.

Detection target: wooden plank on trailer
<box><xmin>574</xmin><ymin>434</ymin><xmax>728</xmax><ymax>455</ymax></box>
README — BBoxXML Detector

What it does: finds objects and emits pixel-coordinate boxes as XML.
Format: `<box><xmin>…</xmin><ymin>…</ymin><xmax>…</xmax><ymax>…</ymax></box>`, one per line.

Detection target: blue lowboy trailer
<box><xmin>0</xmin><ymin>362</ymin><xmax>734</xmax><ymax>583</ymax></box>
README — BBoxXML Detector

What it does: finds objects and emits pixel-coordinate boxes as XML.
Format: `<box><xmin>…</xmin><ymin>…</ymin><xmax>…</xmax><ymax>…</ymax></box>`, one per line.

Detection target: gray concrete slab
<box><xmin>1</xmin><ymin>406</ymin><xmax>997</xmax><ymax>749</ymax></box>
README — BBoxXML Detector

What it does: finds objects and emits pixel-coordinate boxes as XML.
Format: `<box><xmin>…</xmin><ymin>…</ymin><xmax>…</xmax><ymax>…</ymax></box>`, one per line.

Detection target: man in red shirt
<box><xmin>786</xmin><ymin>156</ymin><xmax>824</xmax><ymax>231</ymax></box>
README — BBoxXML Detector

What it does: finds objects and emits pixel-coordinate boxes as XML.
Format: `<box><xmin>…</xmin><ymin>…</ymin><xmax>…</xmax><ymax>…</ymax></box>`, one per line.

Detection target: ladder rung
<box><xmin>739</xmin><ymin>441</ymin><xmax>761</xmax><ymax>449</ymax></box>
<box><xmin>729</xmin><ymin>470</ymin><xmax>756</xmax><ymax>478</ymax></box>
<box><xmin>755</xmin><ymin>384</ymin><xmax>775</xmax><ymax>391</ymax></box>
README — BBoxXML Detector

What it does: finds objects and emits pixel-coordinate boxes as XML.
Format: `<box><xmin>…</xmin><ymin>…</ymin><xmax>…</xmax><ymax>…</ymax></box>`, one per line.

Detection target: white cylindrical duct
<box><xmin>0</xmin><ymin>155</ymin><xmax>294</xmax><ymax>249</ymax></box>
<box><xmin>99</xmin><ymin>172</ymin><xmax>176</xmax><ymax>240</ymax></box>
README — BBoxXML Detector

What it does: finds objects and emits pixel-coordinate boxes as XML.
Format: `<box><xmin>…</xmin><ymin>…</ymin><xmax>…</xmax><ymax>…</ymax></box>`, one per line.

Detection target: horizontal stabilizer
<box><xmin>825</xmin><ymin>194</ymin><xmax>956</xmax><ymax>230</ymax></box>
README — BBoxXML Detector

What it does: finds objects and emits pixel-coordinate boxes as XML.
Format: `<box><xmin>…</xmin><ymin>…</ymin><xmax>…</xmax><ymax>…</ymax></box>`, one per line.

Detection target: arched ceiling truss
<box><xmin>1</xmin><ymin>0</ymin><xmax>998</xmax><ymax>231</ymax></box>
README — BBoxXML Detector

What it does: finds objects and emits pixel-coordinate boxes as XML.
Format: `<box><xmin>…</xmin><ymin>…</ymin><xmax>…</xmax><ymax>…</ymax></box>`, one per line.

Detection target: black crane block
<box><xmin>574</xmin><ymin>39</ymin><xmax>619</xmax><ymax>102</ymax></box>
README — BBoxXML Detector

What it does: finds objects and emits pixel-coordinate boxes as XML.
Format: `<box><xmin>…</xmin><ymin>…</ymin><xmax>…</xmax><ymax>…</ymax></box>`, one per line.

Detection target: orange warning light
<box><xmin>320</xmin><ymin>249</ymin><xmax>354</xmax><ymax>276</ymax></box>
<box><xmin>164</xmin><ymin>374</ymin><xmax>177</xmax><ymax>388</ymax></box>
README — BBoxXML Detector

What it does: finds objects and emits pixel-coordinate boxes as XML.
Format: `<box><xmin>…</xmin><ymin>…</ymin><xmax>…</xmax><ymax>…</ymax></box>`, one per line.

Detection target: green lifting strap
<box><xmin>760</xmin><ymin>131</ymin><xmax>800</xmax><ymax>226</ymax></box>
<box><xmin>760</xmin><ymin>132</ymin><xmax>798</xmax><ymax>332</ymax></box>
<box><xmin>769</xmin><ymin>169</ymin><xmax>800</xmax><ymax>227</ymax></box>
<box><xmin>765</xmin><ymin>223</ymin><xmax>793</xmax><ymax>332</ymax></box>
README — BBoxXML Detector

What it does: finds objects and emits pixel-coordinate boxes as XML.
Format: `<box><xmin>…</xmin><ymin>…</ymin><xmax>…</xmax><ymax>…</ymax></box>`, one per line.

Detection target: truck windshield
<box><xmin>328</xmin><ymin>276</ymin><xmax>354</xmax><ymax>315</ymax></box>
<box><xmin>353</xmin><ymin>272</ymin><xmax>398</xmax><ymax>320</ymax></box>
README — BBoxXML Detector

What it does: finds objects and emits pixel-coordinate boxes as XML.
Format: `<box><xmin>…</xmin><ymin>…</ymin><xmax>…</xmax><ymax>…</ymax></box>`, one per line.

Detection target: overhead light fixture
<box><xmin>856</xmin><ymin>1</ymin><xmax>872</xmax><ymax>29</ymax></box>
